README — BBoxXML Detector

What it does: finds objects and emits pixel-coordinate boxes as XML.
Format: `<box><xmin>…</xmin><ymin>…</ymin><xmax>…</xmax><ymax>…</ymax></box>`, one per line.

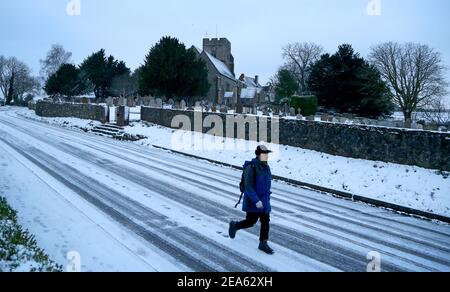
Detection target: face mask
<box><xmin>260</xmin><ymin>154</ymin><xmax>269</xmax><ymax>162</ymax></box>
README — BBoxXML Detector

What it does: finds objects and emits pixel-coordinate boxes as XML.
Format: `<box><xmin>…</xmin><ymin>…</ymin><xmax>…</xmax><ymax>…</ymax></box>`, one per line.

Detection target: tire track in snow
<box><xmin>0</xmin><ymin>113</ymin><xmax>450</xmax><ymax>272</ymax></box>
<box><xmin>0</xmin><ymin>129</ymin><xmax>272</xmax><ymax>272</ymax></box>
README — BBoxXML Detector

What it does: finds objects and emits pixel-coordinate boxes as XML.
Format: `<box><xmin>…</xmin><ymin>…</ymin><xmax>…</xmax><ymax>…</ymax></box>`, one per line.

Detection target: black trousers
<box><xmin>235</xmin><ymin>212</ymin><xmax>270</xmax><ymax>241</ymax></box>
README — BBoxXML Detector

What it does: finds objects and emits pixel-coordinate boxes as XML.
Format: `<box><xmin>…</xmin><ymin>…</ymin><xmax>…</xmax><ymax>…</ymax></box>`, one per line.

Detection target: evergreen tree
<box><xmin>139</xmin><ymin>36</ymin><xmax>209</xmax><ymax>101</ymax></box>
<box><xmin>274</xmin><ymin>69</ymin><xmax>299</xmax><ymax>103</ymax></box>
<box><xmin>79</xmin><ymin>49</ymin><xmax>130</xmax><ymax>101</ymax></box>
<box><xmin>308</xmin><ymin>44</ymin><xmax>393</xmax><ymax>118</ymax></box>
<box><xmin>44</xmin><ymin>64</ymin><xmax>90</xmax><ymax>98</ymax></box>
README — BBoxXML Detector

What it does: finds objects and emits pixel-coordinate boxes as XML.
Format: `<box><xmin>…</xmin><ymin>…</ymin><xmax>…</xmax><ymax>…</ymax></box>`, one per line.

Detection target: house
<box><xmin>238</xmin><ymin>74</ymin><xmax>266</xmax><ymax>109</ymax></box>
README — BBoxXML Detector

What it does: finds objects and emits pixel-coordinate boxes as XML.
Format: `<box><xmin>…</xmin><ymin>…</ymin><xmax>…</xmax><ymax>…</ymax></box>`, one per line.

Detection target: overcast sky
<box><xmin>1</xmin><ymin>0</ymin><xmax>449</xmax><ymax>102</ymax></box>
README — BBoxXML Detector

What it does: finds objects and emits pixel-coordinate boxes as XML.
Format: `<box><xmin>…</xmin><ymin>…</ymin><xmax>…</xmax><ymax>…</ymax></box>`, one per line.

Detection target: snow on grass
<box><xmin>16</xmin><ymin>107</ymin><xmax>450</xmax><ymax>218</ymax></box>
<box><xmin>18</xmin><ymin>108</ymin><xmax>101</xmax><ymax>132</ymax></box>
<box><xmin>125</xmin><ymin>122</ymin><xmax>450</xmax><ymax>218</ymax></box>
<box><xmin>0</xmin><ymin>197</ymin><xmax>61</xmax><ymax>272</ymax></box>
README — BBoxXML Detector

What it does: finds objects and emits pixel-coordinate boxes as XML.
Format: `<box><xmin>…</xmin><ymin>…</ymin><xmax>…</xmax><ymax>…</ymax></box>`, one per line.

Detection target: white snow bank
<box><xmin>19</xmin><ymin>109</ymin><xmax>101</xmax><ymax>131</ymax></box>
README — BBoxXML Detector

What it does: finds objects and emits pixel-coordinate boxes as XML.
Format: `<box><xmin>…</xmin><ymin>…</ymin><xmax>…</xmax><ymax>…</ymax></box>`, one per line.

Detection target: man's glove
<box><xmin>256</xmin><ymin>201</ymin><xmax>264</xmax><ymax>209</ymax></box>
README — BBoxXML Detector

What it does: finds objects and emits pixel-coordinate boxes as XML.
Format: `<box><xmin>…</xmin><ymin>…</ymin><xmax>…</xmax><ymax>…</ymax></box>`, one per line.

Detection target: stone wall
<box><xmin>36</xmin><ymin>101</ymin><xmax>108</xmax><ymax>123</ymax></box>
<box><xmin>28</xmin><ymin>101</ymin><xmax>36</xmax><ymax>111</ymax></box>
<box><xmin>141</xmin><ymin>107</ymin><xmax>450</xmax><ymax>170</ymax></box>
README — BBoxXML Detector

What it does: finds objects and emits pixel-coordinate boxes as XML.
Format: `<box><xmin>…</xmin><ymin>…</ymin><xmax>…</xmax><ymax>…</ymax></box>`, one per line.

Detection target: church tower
<box><xmin>202</xmin><ymin>38</ymin><xmax>235</xmax><ymax>76</ymax></box>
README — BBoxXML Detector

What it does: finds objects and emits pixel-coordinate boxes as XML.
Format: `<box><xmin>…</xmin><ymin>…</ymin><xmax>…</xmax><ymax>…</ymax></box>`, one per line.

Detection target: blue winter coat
<box><xmin>242</xmin><ymin>158</ymin><xmax>272</xmax><ymax>214</ymax></box>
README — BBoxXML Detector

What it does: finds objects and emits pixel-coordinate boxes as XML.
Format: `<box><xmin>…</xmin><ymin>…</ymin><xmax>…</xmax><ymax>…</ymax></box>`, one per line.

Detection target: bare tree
<box><xmin>0</xmin><ymin>56</ymin><xmax>39</xmax><ymax>105</ymax></box>
<box><xmin>282</xmin><ymin>42</ymin><xmax>324</xmax><ymax>95</ymax></box>
<box><xmin>422</xmin><ymin>97</ymin><xmax>450</xmax><ymax>125</ymax></box>
<box><xmin>40</xmin><ymin>44</ymin><xmax>73</xmax><ymax>80</ymax></box>
<box><xmin>370</xmin><ymin>42</ymin><xmax>449</xmax><ymax>121</ymax></box>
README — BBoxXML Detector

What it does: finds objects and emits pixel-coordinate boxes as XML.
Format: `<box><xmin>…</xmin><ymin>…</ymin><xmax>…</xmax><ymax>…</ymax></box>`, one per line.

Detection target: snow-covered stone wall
<box><xmin>141</xmin><ymin>107</ymin><xmax>450</xmax><ymax>170</ymax></box>
<box><xmin>36</xmin><ymin>101</ymin><xmax>108</xmax><ymax>123</ymax></box>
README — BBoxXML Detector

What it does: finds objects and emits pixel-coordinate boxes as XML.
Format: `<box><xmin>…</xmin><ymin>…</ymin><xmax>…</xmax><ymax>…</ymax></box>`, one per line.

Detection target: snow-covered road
<box><xmin>0</xmin><ymin>107</ymin><xmax>449</xmax><ymax>272</ymax></box>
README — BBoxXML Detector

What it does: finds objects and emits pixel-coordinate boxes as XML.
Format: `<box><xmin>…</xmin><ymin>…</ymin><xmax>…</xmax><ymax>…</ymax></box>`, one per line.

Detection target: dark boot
<box><xmin>229</xmin><ymin>221</ymin><xmax>237</xmax><ymax>239</ymax></box>
<box><xmin>259</xmin><ymin>240</ymin><xmax>274</xmax><ymax>255</ymax></box>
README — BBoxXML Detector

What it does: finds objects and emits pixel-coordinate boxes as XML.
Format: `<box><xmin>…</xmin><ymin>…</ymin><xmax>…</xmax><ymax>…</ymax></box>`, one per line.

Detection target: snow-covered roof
<box><xmin>224</xmin><ymin>92</ymin><xmax>234</xmax><ymax>98</ymax></box>
<box><xmin>240</xmin><ymin>87</ymin><xmax>258</xmax><ymax>99</ymax></box>
<box><xmin>203</xmin><ymin>51</ymin><xmax>236</xmax><ymax>81</ymax></box>
<box><xmin>243</xmin><ymin>76</ymin><xmax>261</xmax><ymax>88</ymax></box>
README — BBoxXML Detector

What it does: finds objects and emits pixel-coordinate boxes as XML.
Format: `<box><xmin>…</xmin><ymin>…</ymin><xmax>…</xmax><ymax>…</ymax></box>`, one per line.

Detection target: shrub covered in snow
<box><xmin>0</xmin><ymin>197</ymin><xmax>62</xmax><ymax>272</ymax></box>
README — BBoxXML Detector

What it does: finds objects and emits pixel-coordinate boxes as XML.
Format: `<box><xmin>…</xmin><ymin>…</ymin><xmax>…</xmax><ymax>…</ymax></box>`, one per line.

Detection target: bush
<box><xmin>0</xmin><ymin>197</ymin><xmax>62</xmax><ymax>272</ymax></box>
<box><xmin>290</xmin><ymin>95</ymin><xmax>318</xmax><ymax>116</ymax></box>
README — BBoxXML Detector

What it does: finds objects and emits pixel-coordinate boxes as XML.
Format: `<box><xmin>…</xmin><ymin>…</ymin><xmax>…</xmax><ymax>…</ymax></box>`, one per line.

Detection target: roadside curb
<box><xmin>151</xmin><ymin>145</ymin><xmax>450</xmax><ymax>225</ymax></box>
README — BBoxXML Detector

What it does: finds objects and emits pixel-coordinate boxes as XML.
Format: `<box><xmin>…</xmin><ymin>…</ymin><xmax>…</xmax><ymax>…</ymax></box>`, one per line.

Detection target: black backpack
<box><xmin>235</xmin><ymin>161</ymin><xmax>256</xmax><ymax>208</ymax></box>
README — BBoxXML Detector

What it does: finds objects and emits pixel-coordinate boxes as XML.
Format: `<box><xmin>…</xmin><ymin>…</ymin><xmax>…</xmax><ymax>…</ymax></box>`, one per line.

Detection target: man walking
<box><xmin>229</xmin><ymin>145</ymin><xmax>274</xmax><ymax>255</ymax></box>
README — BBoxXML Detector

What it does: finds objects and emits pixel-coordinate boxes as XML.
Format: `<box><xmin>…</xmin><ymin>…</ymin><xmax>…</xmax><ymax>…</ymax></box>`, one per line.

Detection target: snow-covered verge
<box><xmin>0</xmin><ymin>197</ymin><xmax>61</xmax><ymax>272</ymax></box>
<box><xmin>125</xmin><ymin>122</ymin><xmax>450</xmax><ymax>217</ymax></box>
<box><xmin>16</xmin><ymin>107</ymin><xmax>450</xmax><ymax>218</ymax></box>
<box><xmin>18</xmin><ymin>109</ymin><xmax>101</xmax><ymax>132</ymax></box>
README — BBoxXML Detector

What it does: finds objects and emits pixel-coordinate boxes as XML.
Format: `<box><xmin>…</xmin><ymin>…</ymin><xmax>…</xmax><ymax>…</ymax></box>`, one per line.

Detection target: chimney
<box><xmin>254</xmin><ymin>75</ymin><xmax>259</xmax><ymax>86</ymax></box>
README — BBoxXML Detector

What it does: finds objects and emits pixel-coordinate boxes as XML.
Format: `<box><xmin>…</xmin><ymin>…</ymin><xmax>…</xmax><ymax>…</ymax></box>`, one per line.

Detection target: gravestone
<box><xmin>320</xmin><ymin>115</ymin><xmax>328</xmax><ymax>122</ymax></box>
<box><xmin>290</xmin><ymin>107</ymin><xmax>296</xmax><ymax>116</ymax></box>
<box><xmin>155</xmin><ymin>98</ymin><xmax>163</xmax><ymax>108</ymax></box>
<box><xmin>283</xmin><ymin>104</ymin><xmax>289</xmax><ymax>116</ymax></box>
<box><xmin>394</xmin><ymin>121</ymin><xmax>404</xmax><ymax>128</ymax></box>
<box><xmin>220</xmin><ymin>105</ymin><xmax>228</xmax><ymax>113</ymax></box>
<box><xmin>173</xmin><ymin>101</ymin><xmax>180</xmax><ymax>110</ymax></box>
<box><xmin>149</xmin><ymin>98</ymin><xmax>156</xmax><ymax>108</ymax></box>
<box><xmin>296</xmin><ymin>114</ymin><xmax>304</xmax><ymax>120</ymax></box>
<box><xmin>127</xmin><ymin>97</ymin><xmax>134</xmax><ymax>107</ymax></box>
<box><xmin>143</xmin><ymin>96</ymin><xmax>151</xmax><ymax>106</ymax></box>
<box><xmin>135</xmin><ymin>98</ymin><xmax>142</xmax><ymax>106</ymax></box>
<box><xmin>106</xmin><ymin>97</ymin><xmax>114</xmax><ymax>107</ymax></box>
<box><xmin>306</xmin><ymin>115</ymin><xmax>315</xmax><ymax>121</ymax></box>
<box><xmin>180</xmin><ymin>100</ymin><xmax>187</xmax><ymax>110</ymax></box>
